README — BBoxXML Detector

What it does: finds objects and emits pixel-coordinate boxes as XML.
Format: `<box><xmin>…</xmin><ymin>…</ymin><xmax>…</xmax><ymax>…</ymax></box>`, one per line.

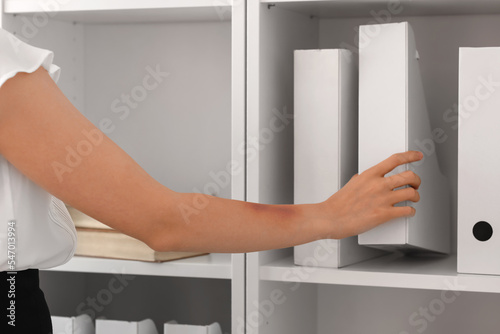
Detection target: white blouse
<box><xmin>0</xmin><ymin>27</ymin><xmax>77</xmax><ymax>271</ymax></box>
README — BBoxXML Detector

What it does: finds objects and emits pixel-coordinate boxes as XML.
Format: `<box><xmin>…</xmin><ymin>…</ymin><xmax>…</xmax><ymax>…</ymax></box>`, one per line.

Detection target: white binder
<box><xmin>458</xmin><ymin>47</ymin><xmax>500</xmax><ymax>275</ymax></box>
<box><xmin>51</xmin><ymin>314</ymin><xmax>95</xmax><ymax>334</ymax></box>
<box><xmin>358</xmin><ymin>22</ymin><xmax>450</xmax><ymax>253</ymax></box>
<box><xmin>164</xmin><ymin>321</ymin><xmax>222</xmax><ymax>334</ymax></box>
<box><xmin>96</xmin><ymin>318</ymin><xmax>158</xmax><ymax>334</ymax></box>
<box><xmin>293</xmin><ymin>49</ymin><xmax>385</xmax><ymax>268</ymax></box>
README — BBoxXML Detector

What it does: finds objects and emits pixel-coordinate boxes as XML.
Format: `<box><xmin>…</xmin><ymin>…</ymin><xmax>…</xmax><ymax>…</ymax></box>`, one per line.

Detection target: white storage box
<box><xmin>96</xmin><ymin>318</ymin><xmax>158</xmax><ymax>334</ymax></box>
<box><xmin>458</xmin><ymin>47</ymin><xmax>500</xmax><ymax>275</ymax></box>
<box><xmin>164</xmin><ymin>321</ymin><xmax>222</xmax><ymax>334</ymax></box>
<box><xmin>358</xmin><ymin>22</ymin><xmax>450</xmax><ymax>253</ymax></box>
<box><xmin>51</xmin><ymin>314</ymin><xmax>94</xmax><ymax>334</ymax></box>
<box><xmin>293</xmin><ymin>49</ymin><xmax>385</xmax><ymax>268</ymax></box>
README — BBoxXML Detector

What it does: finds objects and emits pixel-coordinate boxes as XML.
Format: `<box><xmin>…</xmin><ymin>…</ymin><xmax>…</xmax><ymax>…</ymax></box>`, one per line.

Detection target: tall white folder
<box><xmin>458</xmin><ymin>47</ymin><xmax>500</xmax><ymax>275</ymax></box>
<box><xmin>164</xmin><ymin>321</ymin><xmax>222</xmax><ymax>334</ymax></box>
<box><xmin>358</xmin><ymin>22</ymin><xmax>450</xmax><ymax>253</ymax></box>
<box><xmin>293</xmin><ymin>49</ymin><xmax>385</xmax><ymax>268</ymax></box>
<box><xmin>51</xmin><ymin>314</ymin><xmax>95</xmax><ymax>334</ymax></box>
<box><xmin>96</xmin><ymin>318</ymin><xmax>158</xmax><ymax>334</ymax></box>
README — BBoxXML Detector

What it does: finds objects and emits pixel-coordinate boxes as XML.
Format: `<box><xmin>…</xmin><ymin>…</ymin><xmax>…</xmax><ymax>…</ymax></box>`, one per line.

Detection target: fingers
<box><xmin>387</xmin><ymin>206</ymin><xmax>416</xmax><ymax>220</ymax></box>
<box><xmin>368</xmin><ymin>151</ymin><xmax>423</xmax><ymax>176</ymax></box>
<box><xmin>390</xmin><ymin>187</ymin><xmax>420</xmax><ymax>204</ymax></box>
<box><xmin>384</xmin><ymin>187</ymin><xmax>419</xmax><ymax>223</ymax></box>
<box><xmin>386</xmin><ymin>170</ymin><xmax>421</xmax><ymax>190</ymax></box>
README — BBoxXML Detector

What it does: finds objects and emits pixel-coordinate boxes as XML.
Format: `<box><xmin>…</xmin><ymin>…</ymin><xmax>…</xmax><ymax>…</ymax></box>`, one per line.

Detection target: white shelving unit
<box><xmin>247</xmin><ymin>1</ymin><xmax>500</xmax><ymax>333</ymax></box>
<box><xmin>4</xmin><ymin>0</ymin><xmax>500</xmax><ymax>332</ymax></box>
<box><xmin>261</xmin><ymin>252</ymin><xmax>500</xmax><ymax>294</ymax></box>
<box><xmin>50</xmin><ymin>253</ymin><xmax>233</xmax><ymax>280</ymax></box>
<box><xmin>1</xmin><ymin>1</ymin><xmax>245</xmax><ymax>333</ymax></box>
<box><xmin>2</xmin><ymin>1</ymin><xmax>235</xmax><ymax>25</ymax></box>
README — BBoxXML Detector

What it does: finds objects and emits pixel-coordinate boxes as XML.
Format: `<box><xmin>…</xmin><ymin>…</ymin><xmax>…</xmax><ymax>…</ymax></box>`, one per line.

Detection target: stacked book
<box><xmin>66</xmin><ymin>205</ymin><xmax>207</xmax><ymax>262</ymax></box>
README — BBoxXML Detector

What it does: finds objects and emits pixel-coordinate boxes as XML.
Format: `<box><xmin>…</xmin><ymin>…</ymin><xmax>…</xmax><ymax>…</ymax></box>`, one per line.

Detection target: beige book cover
<box><xmin>75</xmin><ymin>228</ymin><xmax>207</xmax><ymax>263</ymax></box>
<box><xmin>66</xmin><ymin>205</ymin><xmax>113</xmax><ymax>230</ymax></box>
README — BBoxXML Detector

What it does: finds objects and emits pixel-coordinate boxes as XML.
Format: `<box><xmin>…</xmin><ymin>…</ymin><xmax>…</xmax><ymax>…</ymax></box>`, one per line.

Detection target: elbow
<box><xmin>142</xmin><ymin>194</ymin><xmax>191</xmax><ymax>253</ymax></box>
<box><xmin>145</xmin><ymin>227</ymin><xmax>182</xmax><ymax>253</ymax></box>
<box><xmin>147</xmin><ymin>234</ymin><xmax>177</xmax><ymax>253</ymax></box>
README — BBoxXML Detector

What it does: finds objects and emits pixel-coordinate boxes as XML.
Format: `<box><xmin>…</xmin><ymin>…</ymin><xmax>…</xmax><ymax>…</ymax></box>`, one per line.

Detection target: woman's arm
<box><xmin>0</xmin><ymin>67</ymin><xmax>421</xmax><ymax>253</ymax></box>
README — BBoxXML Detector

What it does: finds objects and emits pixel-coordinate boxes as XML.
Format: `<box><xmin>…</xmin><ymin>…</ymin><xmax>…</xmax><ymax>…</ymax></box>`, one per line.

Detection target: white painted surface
<box><xmin>164</xmin><ymin>322</ymin><xmax>222</xmax><ymax>334</ymax></box>
<box><xmin>96</xmin><ymin>318</ymin><xmax>158</xmax><ymax>334</ymax></box>
<box><xmin>82</xmin><ymin>21</ymin><xmax>232</xmax><ymax>199</ymax></box>
<box><xmin>358</xmin><ymin>22</ymin><xmax>450</xmax><ymax>254</ymax></box>
<box><xmin>261</xmin><ymin>253</ymin><xmax>500</xmax><ymax>294</ymax></box>
<box><xmin>246</xmin><ymin>2</ymin><xmax>319</xmax><ymax>205</ymax></box>
<box><xmin>293</xmin><ymin>49</ymin><xmax>384</xmax><ymax>268</ymax></box>
<box><xmin>261</xmin><ymin>0</ymin><xmax>500</xmax><ymax>17</ymax></box>
<box><xmin>458</xmin><ymin>47</ymin><xmax>500</xmax><ymax>275</ymax></box>
<box><xmin>316</xmin><ymin>284</ymin><xmax>500</xmax><ymax>334</ymax></box>
<box><xmin>246</xmin><ymin>4</ymin><xmax>318</xmax><ymax>333</ymax></box>
<box><xmin>52</xmin><ymin>314</ymin><xmax>95</xmax><ymax>334</ymax></box>
<box><xmin>48</xmin><ymin>254</ymin><xmax>232</xmax><ymax>279</ymax></box>
<box><xmin>358</xmin><ymin>22</ymin><xmax>409</xmax><ymax>247</ymax></box>
<box><xmin>4</xmin><ymin>0</ymin><xmax>232</xmax><ymax>23</ymax></box>
<box><xmin>5</xmin><ymin>0</ymin><xmax>227</xmax><ymax>11</ymax></box>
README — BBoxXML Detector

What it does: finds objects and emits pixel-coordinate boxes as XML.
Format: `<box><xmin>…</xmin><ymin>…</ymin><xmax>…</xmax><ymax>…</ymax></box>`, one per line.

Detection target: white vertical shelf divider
<box><xmin>231</xmin><ymin>0</ymin><xmax>246</xmax><ymax>333</ymax></box>
<box><xmin>246</xmin><ymin>2</ymin><xmax>320</xmax><ymax>333</ymax></box>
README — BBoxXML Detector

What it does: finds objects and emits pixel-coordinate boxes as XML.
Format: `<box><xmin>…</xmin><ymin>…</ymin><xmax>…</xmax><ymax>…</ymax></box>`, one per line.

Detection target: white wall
<box><xmin>83</xmin><ymin>21</ymin><xmax>232</xmax><ymax>198</ymax></box>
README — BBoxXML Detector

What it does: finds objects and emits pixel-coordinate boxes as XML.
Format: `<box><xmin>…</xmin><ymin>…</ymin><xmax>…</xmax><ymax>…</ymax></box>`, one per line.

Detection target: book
<box><xmin>75</xmin><ymin>228</ymin><xmax>207</xmax><ymax>262</ymax></box>
<box><xmin>66</xmin><ymin>205</ymin><xmax>112</xmax><ymax>230</ymax></box>
<box><xmin>357</xmin><ymin>22</ymin><xmax>450</xmax><ymax>253</ymax></box>
<box><xmin>293</xmin><ymin>49</ymin><xmax>385</xmax><ymax>268</ymax></box>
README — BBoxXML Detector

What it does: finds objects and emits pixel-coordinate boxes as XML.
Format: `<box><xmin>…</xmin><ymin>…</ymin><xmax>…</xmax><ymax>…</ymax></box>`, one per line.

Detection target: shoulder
<box><xmin>0</xmin><ymin>28</ymin><xmax>60</xmax><ymax>88</ymax></box>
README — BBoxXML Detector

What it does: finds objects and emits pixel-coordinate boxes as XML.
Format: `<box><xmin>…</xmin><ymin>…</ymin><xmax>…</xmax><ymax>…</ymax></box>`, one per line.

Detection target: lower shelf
<box><xmin>45</xmin><ymin>253</ymin><xmax>232</xmax><ymax>279</ymax></box>
<box><xmin>260</xmin><ymin>253</ymin><xmax>500</xmax><ymax>293</ymax></box>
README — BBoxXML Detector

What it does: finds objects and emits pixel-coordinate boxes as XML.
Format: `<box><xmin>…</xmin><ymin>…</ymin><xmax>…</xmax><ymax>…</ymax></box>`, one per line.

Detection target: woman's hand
<box><xmin>320</xmin><ymin>151</ymin><xmax>423</xmax><ymax>239</ymax></box>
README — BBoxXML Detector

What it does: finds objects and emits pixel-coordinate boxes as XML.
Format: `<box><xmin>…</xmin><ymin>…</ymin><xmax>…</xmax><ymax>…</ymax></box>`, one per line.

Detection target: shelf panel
<box><xmin>260</xmin><ymin>253</ymin><xmax>500</xmax><ymax>293</ymax></box>
<box><xmin>46</xmin><ymin>253</ymin><xmax>232</xmax><ymax>279</ymax></box>
<box><xmin>4</xmin><ymin>0</ymin><xmax>232</xmax><ymax>22</ymax></box>
<box><xmin>261</xmin><ymin>0</ymin><xmax>500</xmax><ymax>18</ymax></box>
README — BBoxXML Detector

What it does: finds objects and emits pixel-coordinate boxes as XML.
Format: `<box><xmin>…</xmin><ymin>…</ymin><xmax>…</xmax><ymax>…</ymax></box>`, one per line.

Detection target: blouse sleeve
<box><xmin>0</xmin><ymin>28</ymin><xmax>61</xmax><ymax>89</ymax></box>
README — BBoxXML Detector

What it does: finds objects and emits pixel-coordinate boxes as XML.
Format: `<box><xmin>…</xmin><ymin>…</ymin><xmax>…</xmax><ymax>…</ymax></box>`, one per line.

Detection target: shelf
<box><xmin>260</xmin><ymin>253</ymin><xmax>500</xmax><ymax>293</ymax></box>
<box><xmin>260</xmin><ymin>0</ymin><xmax>500</xmax><ymax>18</ymax></box>
<box><xmin>46</xmin><ymin>253</ymin><xmax>232</xmax><ymax>279</ymax></box>
<box><xmin>4</xmin><ymin>0</ymin><xmax>232</xmax><ymax>22</ymax></box>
